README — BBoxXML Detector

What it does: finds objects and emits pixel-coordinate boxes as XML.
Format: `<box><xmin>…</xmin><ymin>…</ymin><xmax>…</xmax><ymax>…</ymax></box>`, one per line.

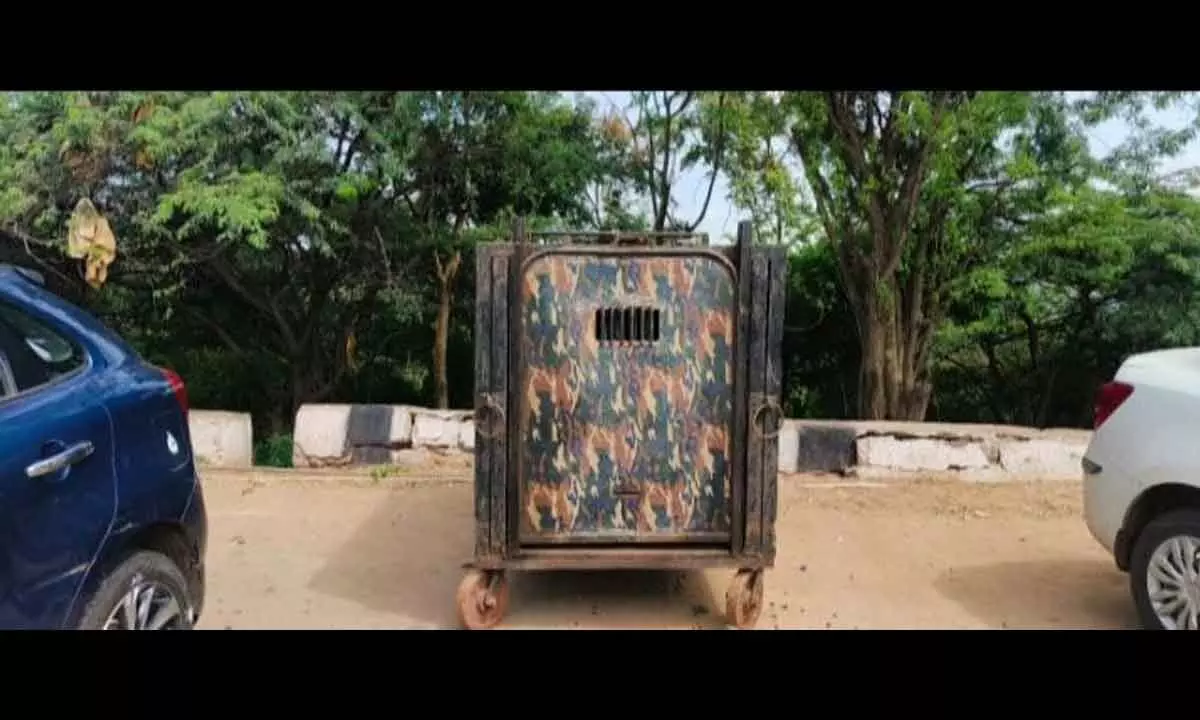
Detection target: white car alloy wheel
<box><xmin>1145</xmin><ymin>534</ymin><xmax>1200</xmax><ymax>630</ymax></box>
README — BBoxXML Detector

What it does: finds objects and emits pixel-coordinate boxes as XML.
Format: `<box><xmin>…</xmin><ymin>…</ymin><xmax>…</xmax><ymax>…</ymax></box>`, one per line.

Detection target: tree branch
<box><xmin>208</xmin><ymin>253</ymin><xmax>300</xmax><ymax>354</ymax></box>
<box><xmin>685</xmin><ymin>92</ymin><xmax>727</xmax><ymax>233</ymax></box>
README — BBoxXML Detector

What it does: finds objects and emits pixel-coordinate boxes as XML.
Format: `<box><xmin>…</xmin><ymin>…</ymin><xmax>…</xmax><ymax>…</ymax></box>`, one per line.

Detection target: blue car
<box><xmin>0</xmin><ymin>263</ymin><xmax>206</xmax><ymax>629</ymax></box>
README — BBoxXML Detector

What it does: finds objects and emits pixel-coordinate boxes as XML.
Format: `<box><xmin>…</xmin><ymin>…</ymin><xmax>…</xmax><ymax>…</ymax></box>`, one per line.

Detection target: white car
<box><xmin>1083</xmin><ymin>347</ymin><xmax>1200</xmax><ymax>630</ymax></box>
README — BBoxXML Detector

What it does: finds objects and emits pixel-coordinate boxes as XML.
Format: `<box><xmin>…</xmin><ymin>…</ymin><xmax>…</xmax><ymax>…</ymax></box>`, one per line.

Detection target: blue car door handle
<box><xmin>25</xmin><ymin>441</ymin><xmax>95</xmax><ymax>479</ymax></box>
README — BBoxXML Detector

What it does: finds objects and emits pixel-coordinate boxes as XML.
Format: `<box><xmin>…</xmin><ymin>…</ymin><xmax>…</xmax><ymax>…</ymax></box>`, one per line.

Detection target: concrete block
<box><xmin>189</xmin><ymin>410</ymin><xmax>253</xmax><ymax>468</ymax></box>
<box><xmin>293</xmin><ymin>404</ymin><xmax>351</xmax><ymax>466</ymax></box>
<box><xmin>776</xmin><ymin>422</ymin><xmax>799</xmax><ymax>473</ymax></box>
<box><xmin>794</xmin><ymin>422</ymin><xmax>857</xmax><ymax>473</ymax></box>
<box><xmin>412</xmin><ymin>410</ymin><xmax>470</xmax><ymax>449</ymax></box>
<box><xmin>293</xmin><ymin>404</ymin><xmax>414</xmax><ymax>467</ymax></box>
<box><xmin>389</xmin><ymin>447</ymin><xmax>433</xmax><ymax>466</ymax></box>
<box><xmin>857</xmin><ymin>435</ymin><xmax>991</xmax><ymax>472</ymax></box>
<box><xmin>458</xmin><ymin>419</ymin><xmax>476</xmax><ymax>451</ymax></box>
<box><xmin>345</xmin><ymin>405</ymin><xmax>413</xmax><ymax>464</ymax></box>
<box><xmin>997</xmin><ymin>438</ymin><xmax>1087</xmax><ymax>479</ymax></box>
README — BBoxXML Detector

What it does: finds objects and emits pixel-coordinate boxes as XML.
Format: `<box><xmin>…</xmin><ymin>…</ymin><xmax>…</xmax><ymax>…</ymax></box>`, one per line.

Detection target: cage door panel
<box><xmin>518</xmin><ymin>251</ymin><xmax>736</xmax><ymax>544</ymax></box>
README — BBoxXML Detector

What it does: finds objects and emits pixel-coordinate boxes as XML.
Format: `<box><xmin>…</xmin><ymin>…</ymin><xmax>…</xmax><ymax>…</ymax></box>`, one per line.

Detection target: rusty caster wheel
<box><xmin>456</xmin><ymin>570</ymin><xmax>510</xmax><ymax>630</ymax></box>
<box><xmin>725</xmin><ymin>569</ymin><xmax>765</xmax><ymax>629</ymax></box>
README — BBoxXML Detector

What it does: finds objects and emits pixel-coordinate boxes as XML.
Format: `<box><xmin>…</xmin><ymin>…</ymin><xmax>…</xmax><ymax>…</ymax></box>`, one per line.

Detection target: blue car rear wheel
<box><xmin>76</xmin><ymin>550</ymin><xmax>195</xmax><ymax>630</ymax></box>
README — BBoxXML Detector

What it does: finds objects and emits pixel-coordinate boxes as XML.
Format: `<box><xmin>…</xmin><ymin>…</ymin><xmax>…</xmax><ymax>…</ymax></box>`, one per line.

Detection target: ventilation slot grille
<box><xmin>594</xmin><ymin>307</ymin><xmax>661</xmax><ymax>344</ymax></box>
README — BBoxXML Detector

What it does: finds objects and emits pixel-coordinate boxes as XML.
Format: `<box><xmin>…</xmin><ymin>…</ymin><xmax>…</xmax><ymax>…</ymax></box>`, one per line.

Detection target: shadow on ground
<box><xmin>305</xmin><ymin>486</ymin><xmax>472</xmax><ymax>627</ymax></box>
<box><xmin>503</xmin><ymin>570</ymin><xmax>728</xmax><ymax>629</ymax></box>
<box><xmin>307</xmin><ymin>489</ymin><xmax>730</xmax><ymax>629</ymax></box>
<box><xmin>933</xmin><ymin>559</ymin><xmax>1137</xmax><ymax>629</ymax></box>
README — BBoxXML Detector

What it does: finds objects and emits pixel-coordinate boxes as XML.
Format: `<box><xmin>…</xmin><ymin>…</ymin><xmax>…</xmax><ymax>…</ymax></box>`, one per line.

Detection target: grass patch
<box><xmin>368</xmin><ymin>464</ymin><xmax>410</xmax><ymax>481</ymax></box>
<box><xmin>255</xmin><ymin>434</ymin><xmax>294</xmax><ymax>468</ymax></box>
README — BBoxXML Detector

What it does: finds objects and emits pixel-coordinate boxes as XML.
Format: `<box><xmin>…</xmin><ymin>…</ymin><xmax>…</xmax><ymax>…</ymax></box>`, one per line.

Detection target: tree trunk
<box><xmin>855</xmin><ymin>280</ymin><xmax>932</xmax><ymax>422</ymax></box>
<box><xmin>906</xmin><ymin>377</ymin><xmax>933</xmax><ymax>421</ymax></box>
<box><xmin>433</xmin><ymin>281</ymin><xmax>452</xmax><ymax>409</ymax></box>
<box><xmin>289</xmin><ymin>364</ymin><xmax>309</xmax><ymax>428</ymax></box>
<box><xmin>433</xmin><ymin>249</ymin><xmax>462</xmax><ymax>410</ymax></box>
<box><xmin>857</xmin><ymin>301</ymin><xmax>889</xmax><ymax>420</ymax></box>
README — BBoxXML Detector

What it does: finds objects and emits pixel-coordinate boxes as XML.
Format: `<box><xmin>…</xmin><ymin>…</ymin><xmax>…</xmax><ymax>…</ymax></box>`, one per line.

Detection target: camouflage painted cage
<box><xmin>471</xmin><ymin>219</ymin><xmax>786</xmax><ymax>572</ymax></box>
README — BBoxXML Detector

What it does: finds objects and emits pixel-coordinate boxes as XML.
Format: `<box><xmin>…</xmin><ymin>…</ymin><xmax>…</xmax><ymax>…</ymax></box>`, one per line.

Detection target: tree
<box><xmin>606</xmin><ymin>91</ymin><xmax>730</xmax><ymax>234</ymax></box>
<box><xmin>0</xmin><ymin>91</ymin><xmax>428</xmax><ymax>428</ymax></box>
<box><xmin>397</xmin><ymin>91</ymin><xmax>609</xmax><ymax>408</ymax></box>
<box><xmin>720</xmin><ymin>92</ymin><xmax>815</xmax><ymax>245</ymax></box>
<box><xmin>9</xmin><ymin>89</ymin><xmax>1200</xmax><ymax>449</ymax></box>
<box><xmin>786</xmin><ymin>91</ymin><xmax>1035</xmax><ymax>419</ymax></box>
<box><xmin>935</xmin><ymin>184</ymin><xmax>1200</xmax><ymax>426</ymax></box>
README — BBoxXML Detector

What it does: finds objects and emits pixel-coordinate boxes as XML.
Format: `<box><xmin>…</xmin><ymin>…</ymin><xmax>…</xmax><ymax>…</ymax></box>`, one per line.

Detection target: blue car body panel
<box><xmin>0</xmin><ymin>266</ymin><xmax>204</xmax><ymax>629</ymax></box>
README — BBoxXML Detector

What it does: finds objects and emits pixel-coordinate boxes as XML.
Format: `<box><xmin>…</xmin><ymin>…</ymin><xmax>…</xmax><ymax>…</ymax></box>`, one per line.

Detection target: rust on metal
<box><xmin>466</xmin><ymin>547</ymin><xmax>768</xmax><ymax>572</ymax></box>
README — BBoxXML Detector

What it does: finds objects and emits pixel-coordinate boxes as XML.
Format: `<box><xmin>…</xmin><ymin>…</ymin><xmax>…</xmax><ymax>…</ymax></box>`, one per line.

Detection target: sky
<box><xmin>580</xmin><ymin>91</ymin><xmax>1200</xmax><ymax>242</ymax></box>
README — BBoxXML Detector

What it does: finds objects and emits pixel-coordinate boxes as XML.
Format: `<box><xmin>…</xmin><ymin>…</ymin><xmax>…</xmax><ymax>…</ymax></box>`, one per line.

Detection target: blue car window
<box><xmin>0</xmin><ymin>303</ymin><xmax>84</xmax><ymax>393</ymax></box>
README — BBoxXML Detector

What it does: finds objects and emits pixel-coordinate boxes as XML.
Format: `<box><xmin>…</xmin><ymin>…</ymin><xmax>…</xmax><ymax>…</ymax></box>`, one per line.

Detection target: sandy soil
<box><xmin>195</xmin><ymin>468</ymin><xmax>1136</xmax><ymax>630</ymax></box>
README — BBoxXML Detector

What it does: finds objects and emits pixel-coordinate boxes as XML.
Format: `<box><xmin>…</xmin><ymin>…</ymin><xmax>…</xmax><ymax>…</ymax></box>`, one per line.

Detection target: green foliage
<box><xmin>255</xmin><ymin>434</ymin><xmax>294</xmax><ymax>468</ymax></box>
<box><xmin>720</xmin><ymin>92</ymin><xmax>813</xmax><ymax>245</ymax></box>
<box><xmin>3</xmin><ymin>90</ymin><xmax>1200</xmax><ymax>433</ymax></box>
<box><xmin>781</xmin><ymin>240</ymin><xmax>858</xmax><ymax>418</ymax></box>
<box><xmin>0</xmin><ymin>90</ymin><xmax>616</xmax><ymax>427</ymax></box>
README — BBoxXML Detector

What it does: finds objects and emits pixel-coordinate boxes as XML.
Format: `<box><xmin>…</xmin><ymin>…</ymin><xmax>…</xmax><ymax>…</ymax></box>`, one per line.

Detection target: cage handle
<box><xmin>749</xmin><ymin>393</ymin><xmax>783</xmax><ymax>441</ymax></box>
<box><xmin>474</xmin><ymin>394</ymin><xmax>507</xmax><ymax>440</ymax></box>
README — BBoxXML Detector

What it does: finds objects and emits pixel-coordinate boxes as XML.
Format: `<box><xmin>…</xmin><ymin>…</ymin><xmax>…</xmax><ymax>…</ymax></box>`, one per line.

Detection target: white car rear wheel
<box><xmin>1130</xmin><ymin>510</ymin><xmax>1200</xmax><ymax>630</ymax></box>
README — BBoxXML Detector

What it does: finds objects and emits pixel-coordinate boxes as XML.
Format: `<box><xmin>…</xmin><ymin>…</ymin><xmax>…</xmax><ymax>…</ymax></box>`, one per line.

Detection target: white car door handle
<box><xmin>26</xmin><ymin>441</ymin><xmax>95</xmax><ymax>479</ymax></box>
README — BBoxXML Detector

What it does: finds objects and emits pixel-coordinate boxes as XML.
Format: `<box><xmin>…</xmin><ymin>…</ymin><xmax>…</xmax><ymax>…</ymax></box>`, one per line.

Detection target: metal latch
<box><xmin>749</xmin><ymin>393</ymin><xmax>784</xmax><ymax>441</ymax></box>
<box><xmin>474</xmin><ymin>393</ymin><xmax>506</xmax><ymax>440</ymax></box>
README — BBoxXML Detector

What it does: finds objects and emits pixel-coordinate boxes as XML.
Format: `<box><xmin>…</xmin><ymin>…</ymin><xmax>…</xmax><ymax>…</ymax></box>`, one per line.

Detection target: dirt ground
<box><xmin>195</xmin><ymin>466</ymin><xmax>1137</xmax><ymax>630</ymax></box>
